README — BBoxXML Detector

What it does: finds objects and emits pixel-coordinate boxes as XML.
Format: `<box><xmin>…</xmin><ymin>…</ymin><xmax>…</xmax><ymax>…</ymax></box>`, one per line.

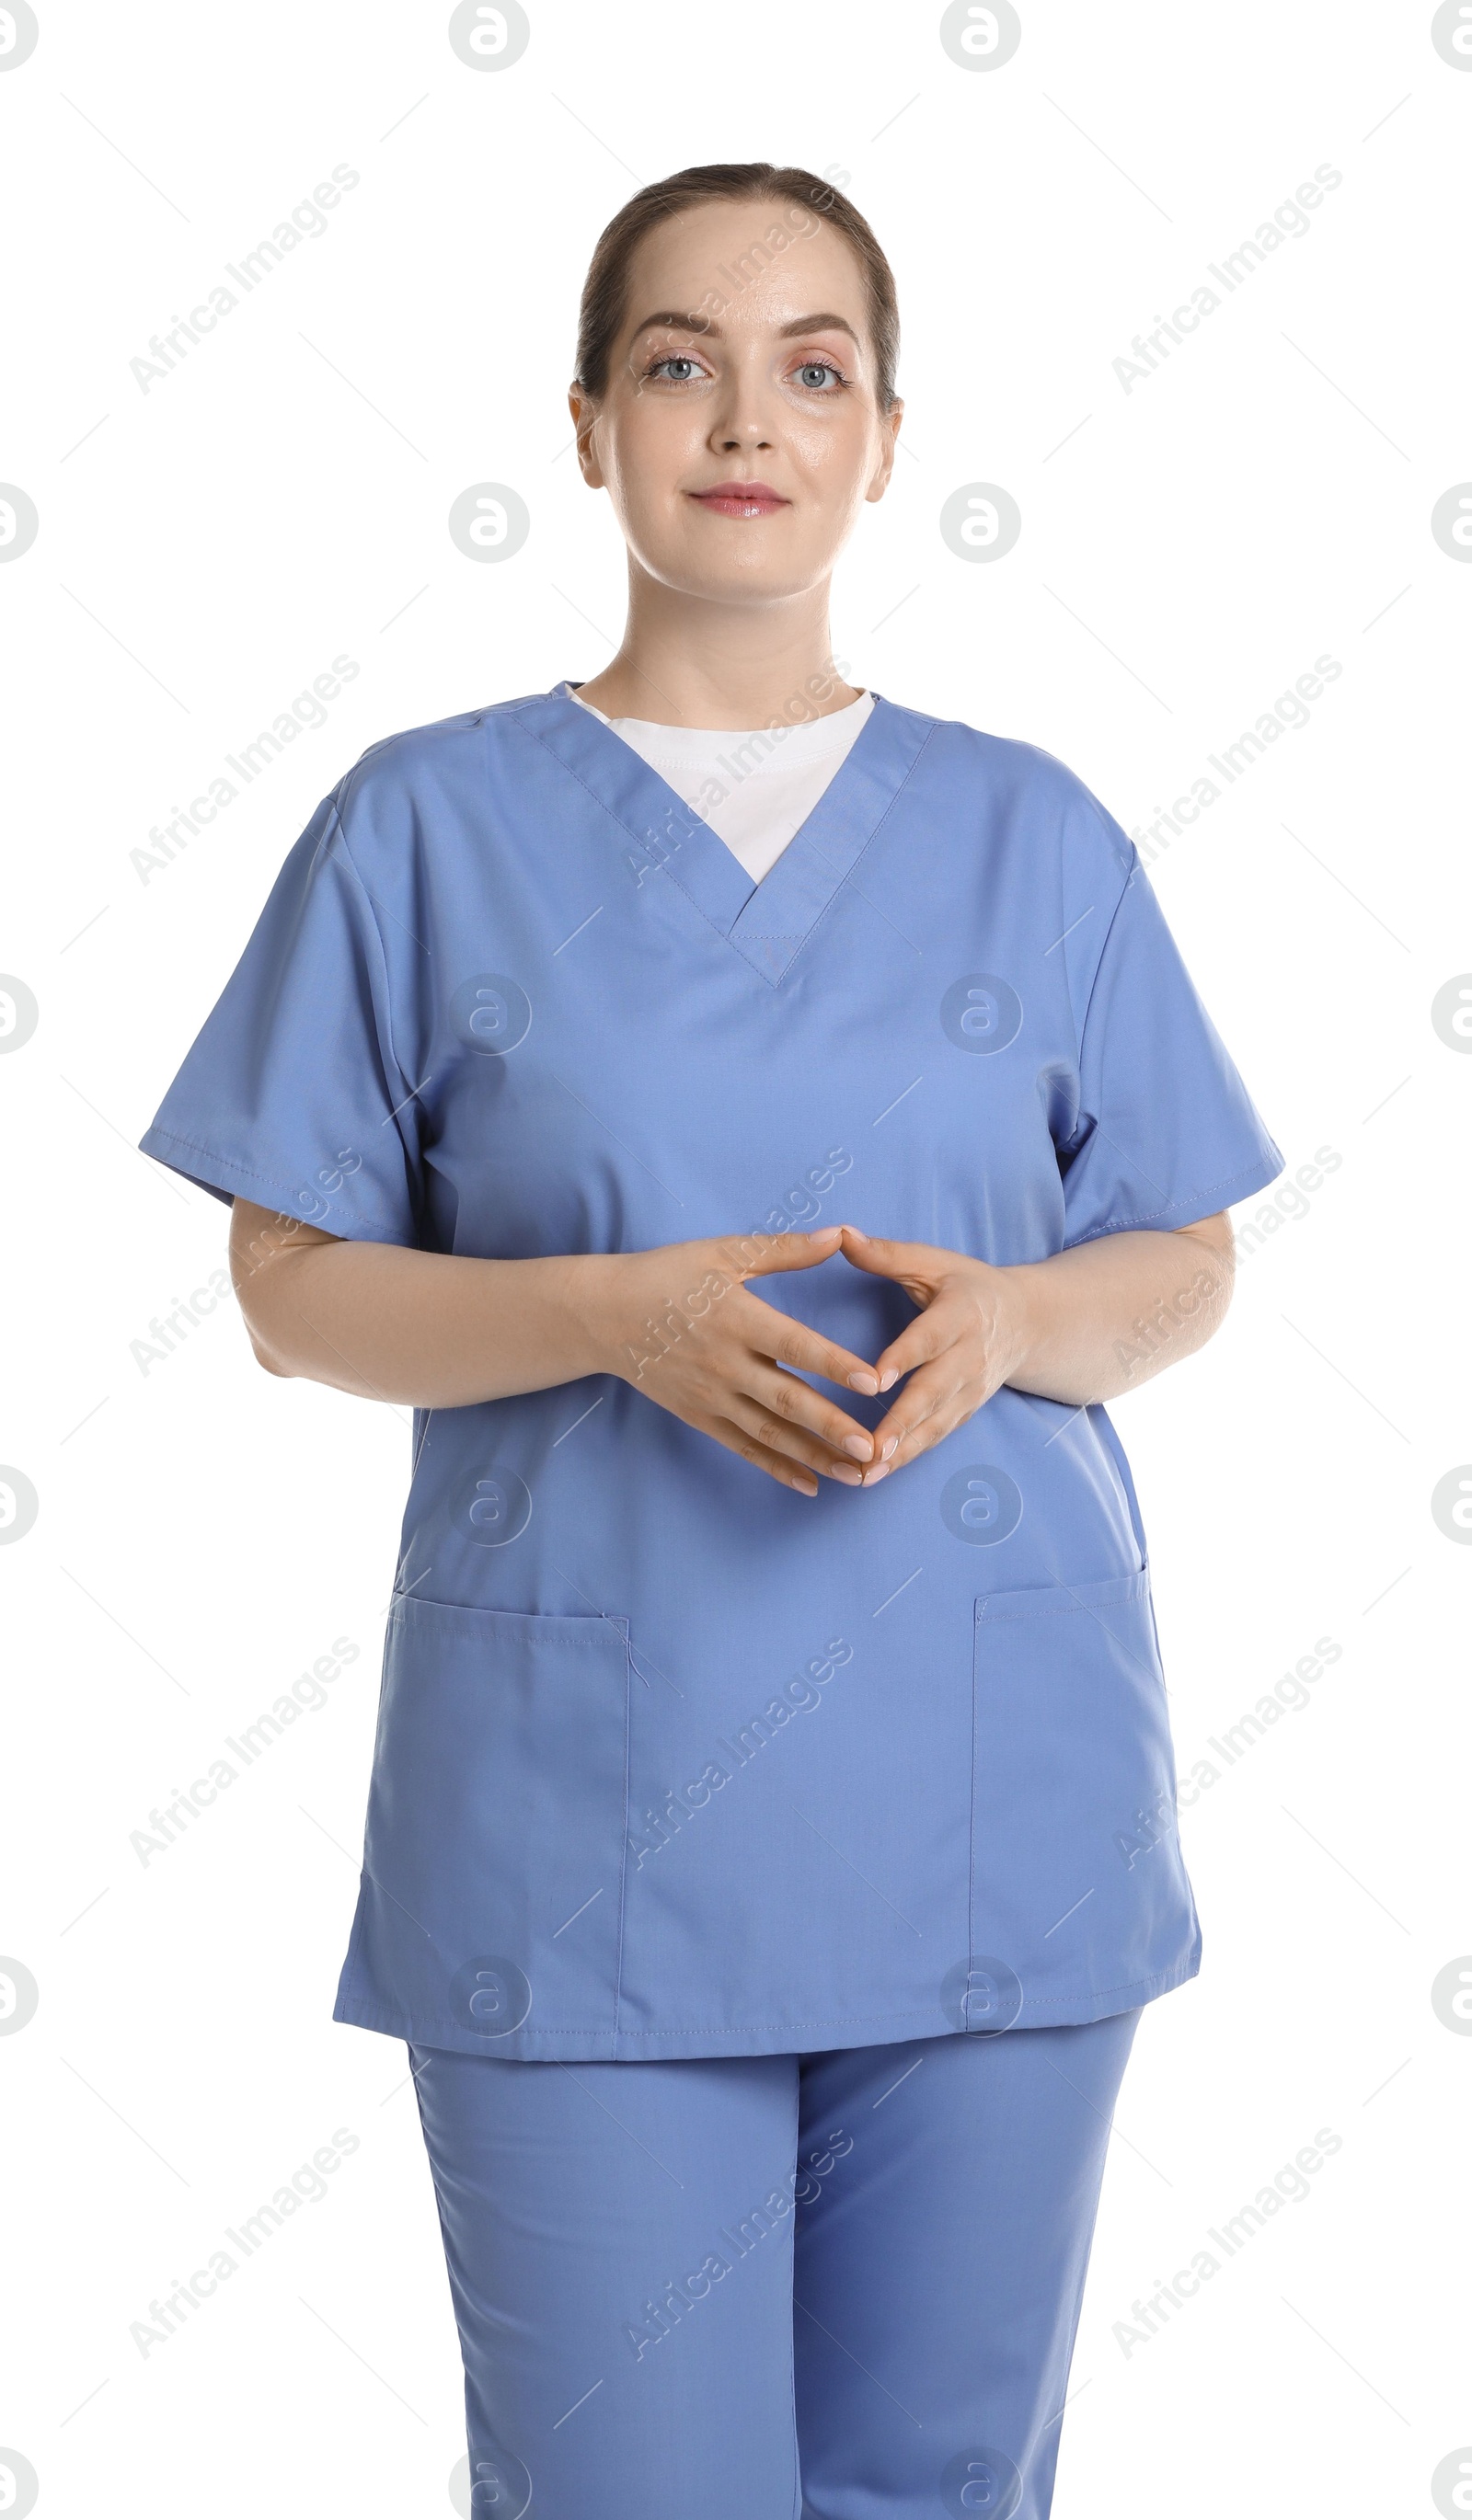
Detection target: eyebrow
<box><xmin>629</xmin><ymin>310</ymin><xmax>861</xmax><ymax>346</ymax></box>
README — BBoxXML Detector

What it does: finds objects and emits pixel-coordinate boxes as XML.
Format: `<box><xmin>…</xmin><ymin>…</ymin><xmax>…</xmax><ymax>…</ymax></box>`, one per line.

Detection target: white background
<box><xmin>2</xmin><ymin>2</ymin><xmax>1468</xmax><ymax>2514</ymax></box>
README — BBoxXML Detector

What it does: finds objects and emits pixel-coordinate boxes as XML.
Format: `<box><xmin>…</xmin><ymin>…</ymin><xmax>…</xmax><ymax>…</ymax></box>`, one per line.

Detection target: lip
<box><xmin>688</xmin><ymin>481</ymin><xmax>790</xmax><ymax>518</ymax></box>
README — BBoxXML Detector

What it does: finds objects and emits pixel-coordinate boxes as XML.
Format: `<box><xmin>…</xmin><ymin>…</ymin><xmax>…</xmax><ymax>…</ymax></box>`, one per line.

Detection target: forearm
<box><xmin>233</xmin><ymin>1219</ymin><xmax>620</xmax><ymax>1407</ymax></box>
<box><xmin>999</xmin><ymin>1223</ymin><xmax>1234</xmax><ymax>1407</ymax></box>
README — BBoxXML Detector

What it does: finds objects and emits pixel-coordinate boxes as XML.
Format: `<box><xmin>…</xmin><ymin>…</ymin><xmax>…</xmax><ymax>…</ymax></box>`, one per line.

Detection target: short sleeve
<box><xmin>138</xmin><ymin>796</ymin><xmax>421</xmax><ymax>1243</ymax></box>
<box><xmin>1056</xmin><ymin>828</ymin><xmax>1284</xmax><ymax>1247</ymax></box>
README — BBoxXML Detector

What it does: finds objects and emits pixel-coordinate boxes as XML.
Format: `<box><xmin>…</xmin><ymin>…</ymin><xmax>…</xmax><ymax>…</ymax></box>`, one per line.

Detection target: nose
<box><xmin>707</xmin><ymin>352</ymin><xmax>776</xmax><ymax>455</ymax></box>
<box><xmin>709</xmin><ymin>415</ymin><xmax>775</xmax><ymax>453</ymax></box>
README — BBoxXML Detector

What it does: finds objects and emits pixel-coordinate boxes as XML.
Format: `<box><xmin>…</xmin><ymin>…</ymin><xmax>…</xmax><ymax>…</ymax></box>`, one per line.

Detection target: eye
<box><xmin>791</xmin><ymin>359</ymin><xmax>847</xmax><ymax>392</ymax></box>
<box><xmin>645</xmin><ymin>354</ymin><xmax>707</xmax><ymax>384</ymax></box>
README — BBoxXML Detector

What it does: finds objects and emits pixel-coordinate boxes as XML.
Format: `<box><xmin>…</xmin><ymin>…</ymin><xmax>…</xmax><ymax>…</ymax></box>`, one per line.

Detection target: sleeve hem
<box><xmin>1061</xmin><ymin>1145</ymin><xmax>1287</xmax><ymax>1249</ymax></box>
<box><xmin>137</xmin><ymin>1125</ymin><xmax>418</xmax><ymax>1248</ymax></box>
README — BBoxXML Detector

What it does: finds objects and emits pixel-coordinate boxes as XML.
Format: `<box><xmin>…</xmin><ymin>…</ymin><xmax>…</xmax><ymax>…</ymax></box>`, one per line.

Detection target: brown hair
<box><xmin>574</xmin><ymin>163</ymin><xmax>900</xmax><ymax>410</ymax></box>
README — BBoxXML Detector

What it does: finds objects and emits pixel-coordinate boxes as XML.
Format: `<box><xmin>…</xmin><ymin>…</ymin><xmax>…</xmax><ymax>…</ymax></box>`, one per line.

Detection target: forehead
<box><xmin>620</xmin><ymin>197</ymin><xmax>869</xmax><ymax>337</ymax></box>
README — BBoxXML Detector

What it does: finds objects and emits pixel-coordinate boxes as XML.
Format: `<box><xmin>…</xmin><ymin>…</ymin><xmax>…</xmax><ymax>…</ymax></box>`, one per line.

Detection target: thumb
<box><xmin>720</xmin><ymin>1224</ymin><xmax>844</xmax><ymax>1281</ymax></box>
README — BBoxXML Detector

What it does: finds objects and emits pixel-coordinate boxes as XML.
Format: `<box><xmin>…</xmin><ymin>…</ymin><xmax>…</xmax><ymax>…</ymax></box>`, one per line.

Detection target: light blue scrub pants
<box><xmin>410</xmin><ymin>2010</ymin><xmax>1139</xmax><ymax>2519</ymax></box>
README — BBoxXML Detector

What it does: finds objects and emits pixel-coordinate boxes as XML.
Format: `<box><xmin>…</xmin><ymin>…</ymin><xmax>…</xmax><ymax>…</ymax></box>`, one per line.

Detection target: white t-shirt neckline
<box><xmin>570</xmin><ymin>685</ymin><xmax>874</xmax><ymax>884</ymax></box>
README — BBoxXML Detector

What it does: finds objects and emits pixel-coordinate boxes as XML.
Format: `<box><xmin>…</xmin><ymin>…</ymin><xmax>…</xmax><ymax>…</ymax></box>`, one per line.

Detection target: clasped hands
<box><xmin>601</xmin><ymin>1221</ymin><xmax>1029</xmax><ymax>1499</ymax></box>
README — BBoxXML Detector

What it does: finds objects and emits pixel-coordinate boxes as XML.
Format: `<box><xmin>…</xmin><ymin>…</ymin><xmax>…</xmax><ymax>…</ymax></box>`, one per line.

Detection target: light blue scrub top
<box><xmin>140</xmin><ymin>684</ymin><xmax>1284</xmax><ymax>2060</ymax></box>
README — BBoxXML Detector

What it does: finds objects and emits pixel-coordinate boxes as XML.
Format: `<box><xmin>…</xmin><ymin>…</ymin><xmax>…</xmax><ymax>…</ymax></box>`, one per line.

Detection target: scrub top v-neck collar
<box><xmin>513</xmin><ymin>681</ymin><xmax>935</xmax><ymax>987</ymax></box>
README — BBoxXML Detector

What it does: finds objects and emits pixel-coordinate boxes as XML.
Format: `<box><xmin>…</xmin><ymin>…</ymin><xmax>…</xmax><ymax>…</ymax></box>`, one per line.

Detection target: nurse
<box><xmin>141</xmin><ymin>163</ymin><xmax>1283</xmax><ymax>2520</ymax></box>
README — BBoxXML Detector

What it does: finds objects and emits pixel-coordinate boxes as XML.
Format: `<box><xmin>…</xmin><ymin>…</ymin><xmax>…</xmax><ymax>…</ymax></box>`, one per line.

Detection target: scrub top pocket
<box><xmin>334</xmin><ymin>1596</ymin><xmax>632</xmax><ymax>2053</ymax></box>
<box><xmin>970</xmin><ymin>1572</ymin><xmax>1200</xmax><ymax>2023</ymax></box>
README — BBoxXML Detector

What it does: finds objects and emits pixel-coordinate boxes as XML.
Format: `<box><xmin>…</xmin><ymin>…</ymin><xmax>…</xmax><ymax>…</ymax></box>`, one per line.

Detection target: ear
<box><xmin>865</xmin><ymin>398</ymin><xmax>903</xmax><ymax>504</ymax></box>
<box><xmin>568</xmin><ymin>383</ymin><xmax>605</xmax><ymax>489</ymax></box>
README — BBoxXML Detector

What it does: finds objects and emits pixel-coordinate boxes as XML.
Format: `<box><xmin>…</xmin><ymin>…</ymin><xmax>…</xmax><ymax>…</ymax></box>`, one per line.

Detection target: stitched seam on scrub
<box><xmin>612</xmin><ymin>1624</ymin><xmax>632</xmax><ymax>2047</ymax></box>
<box><xmin>140</xmin><ymin>1128</ymin><xmax>411</xmax><ymax>1239</ymax></box>
<box><xmin>1060</xmin><ymin>1152</ymin><xmax>1283</xmax><ymax>1246</ymax></box>
<box><xmin>339</xmin><ymin>1970</ymin><xmax>1187</xmax><ymax>2037</ymax></box>
<box><xmin>511</xmin><ymin>721</ymin><xmax>742</xmax><ymax>952</ymax></box>
<box><xmin>979</xmin><ymin>1596</ymin><xmax>1144</xmax><ymax>1624</ymax></box>
<box><xmin>761</xmin><ymin>721</ymin><xmax>943</xmax><ymax>982</ymax></box>
<box><xmin>319</xmin><ymin>803</ymin><xmax>422</xmax><ymax>1128</ymax></box>
<box><xmin>967</xmin><ymin>1604</ymin><xmax>979</xmax><ymax>2003</ymax></box>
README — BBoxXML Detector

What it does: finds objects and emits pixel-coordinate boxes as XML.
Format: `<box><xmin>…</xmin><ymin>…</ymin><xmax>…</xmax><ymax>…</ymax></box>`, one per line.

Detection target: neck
<box><xmin>576</xmin><ymin>564</ymin><xmax>860</xmax><ymax>730</ymax></box>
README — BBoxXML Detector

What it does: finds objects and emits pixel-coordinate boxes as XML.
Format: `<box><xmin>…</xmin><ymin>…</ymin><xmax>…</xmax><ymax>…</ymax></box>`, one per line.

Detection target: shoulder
<box><xmin>314</xmin><ymin>692</ymin><xmax>555</xmax><ymax>882</ymax></box>
<box><xmin>331</xmin><ymin>693</ymin><xmax>544</xmax><ymax>811</ymax></box>
<box><xmin>882</xmin><ymin>697</ymin><xmax>1138</xmax><ymax>883</ymax></box>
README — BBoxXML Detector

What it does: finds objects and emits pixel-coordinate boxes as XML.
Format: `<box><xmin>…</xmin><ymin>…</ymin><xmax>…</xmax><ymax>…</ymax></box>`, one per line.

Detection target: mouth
<box><xmin>687</xmin><ymin>481</ymin><xmax>790</xmax><ymax>520</ymax></box>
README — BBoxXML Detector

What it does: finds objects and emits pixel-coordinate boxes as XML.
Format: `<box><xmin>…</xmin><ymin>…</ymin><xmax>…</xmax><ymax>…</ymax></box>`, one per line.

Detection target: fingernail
<box><xmin>880</xmin><ymin>1437</ymin><xmax>899</xmax><ymax>1460</ymax></box>
<box><xmin>862</xmin><ymin>1462</ymin><xmax>890</xmax><ymax>1485</ymax></box>
<box><xmin>829</xmin><ymin>1463</ymin><xmax>864</xmax><ymax>1486</ymax></box>
<box><xmin>793</xmin><ymin>1474</ymin><xmax>818</xmax><ymax>1496</ymax></box>
<box><xmin>843</xmin><ymin>1434</ymin><xmax>874</xmax><ymax>1460</ymax></box>
<box><xmin>846</xmin><ymin>1371</ymin><xmax>879</xmax><ymax>1394</ymax></box>
<box><xmin>846</xmin><ymin>1226</ymin><xmax>868</xmax><ymax>1241</ymax></box>
<box><xmin>879</xmin><ymin>1369</ymin><xmax>899</xmax><ymax>1393</ymax></box>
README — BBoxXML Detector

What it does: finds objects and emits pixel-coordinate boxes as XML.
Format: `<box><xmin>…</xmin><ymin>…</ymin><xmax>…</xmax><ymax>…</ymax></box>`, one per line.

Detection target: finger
<box><xmin>861</xmin><ymin>1396</ymin><xmax>975</xmax><ymax>1484</ymax></box>
<box><xmin>738</xmin><ymin>1358</ymin><xmax>877</xmax><ymax>1466</ymax></box>
<box><xmin>862</xmin><ymin>1359</ymin><xmax>979</xmax><ymax>1480</ymax></box>
<box><xmin>722</xmin><ymin>1225</ymin><xmax>845</xmax><ymax>1280</ymax></box>
<box><xmin>867</xmin><ymin>1305</ymin><xmax>957</xmax><ymax>1397</ymax></box>
<box><xmin>835</xmin><ymin>1224</ymin><xmax>943</xmax><ymax>1281</ymax></box>
<box><xmin>735</xmin><ymin>1288</ymin><xmax>884</xmax><ymax>1410</ymax></box>
<box><xmin>700</xmin><ymin>1412</ymin><xmax>824</xmax><ymax>1498</ymax></box>
<box><xmin>719</xmin><ymin>1390</ymin><xmax>868</xmax><ymax>1485</ymax></box>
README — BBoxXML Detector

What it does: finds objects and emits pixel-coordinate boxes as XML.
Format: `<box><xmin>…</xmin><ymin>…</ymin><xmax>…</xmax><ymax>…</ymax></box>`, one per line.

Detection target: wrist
<box><xmin>557</xmin><ymin>1250</ymin><xmax>639</xmax><ymax>1383</ymax></box>
<box><xmin>988</xmin><ymin>1261</ymin><xmax>1043</xmax><ymax>1389</ymax></box>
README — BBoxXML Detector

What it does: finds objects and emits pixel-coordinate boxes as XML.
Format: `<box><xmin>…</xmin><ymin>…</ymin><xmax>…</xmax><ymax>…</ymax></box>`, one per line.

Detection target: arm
<box><xmin>227</xmin><ymin>1200</ymin><xmax>884</xmax><ymax>1496</ymax></box>
<box><xmin>835</xmin><ymin>1214</ymin><xmax>1236</xmax><ymax>1482</ymax></box>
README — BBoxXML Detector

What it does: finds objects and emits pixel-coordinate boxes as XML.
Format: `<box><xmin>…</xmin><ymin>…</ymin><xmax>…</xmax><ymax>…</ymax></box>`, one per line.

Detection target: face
<box><xmin>570</xmin><ymin>196</ymin><xmax>902</xmax><ymax>606</ymax></box>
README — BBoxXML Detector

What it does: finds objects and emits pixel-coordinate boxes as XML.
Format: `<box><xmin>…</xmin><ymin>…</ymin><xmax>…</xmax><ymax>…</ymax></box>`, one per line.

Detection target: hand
<box><xmin>592</xmin><ymin>1225</ymin><xmax>882</xmax><ymax>1497</ymax></box>
<box><xmin>835</xmin><ymin>1227</ymin><xmax>1031</xmax><ymax>1484</ymax></box>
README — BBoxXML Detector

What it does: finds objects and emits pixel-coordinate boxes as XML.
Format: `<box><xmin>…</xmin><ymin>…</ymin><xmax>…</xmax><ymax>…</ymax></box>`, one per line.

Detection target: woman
<box><xmin>140</xmin><ymin>164</ymin><xmax>1283</xmax><ymax>2520</ymax></box>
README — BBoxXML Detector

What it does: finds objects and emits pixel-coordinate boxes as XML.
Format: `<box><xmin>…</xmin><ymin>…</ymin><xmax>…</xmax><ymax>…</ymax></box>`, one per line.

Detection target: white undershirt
<box><xmin>571</xmin><ymin>687</ymin><xmax>875</xmax><ymax>883</ymax></box>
